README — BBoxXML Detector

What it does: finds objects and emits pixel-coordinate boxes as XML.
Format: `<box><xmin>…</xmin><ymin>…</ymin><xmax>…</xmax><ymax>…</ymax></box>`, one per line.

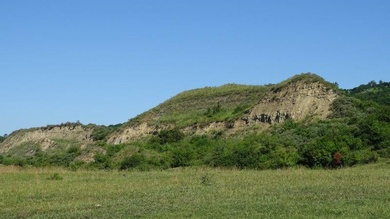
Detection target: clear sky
<box><xmin>1</xmin><ymin>0</ymin><xmax>389</xmax><ymax>135</ymax></box>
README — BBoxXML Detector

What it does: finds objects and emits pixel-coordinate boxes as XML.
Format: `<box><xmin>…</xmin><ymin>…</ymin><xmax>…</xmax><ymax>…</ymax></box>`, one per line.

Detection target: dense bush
<box><xmin>169</xmin><ymin>143</ymin><xmax>195</xmax><ymax>167</ymax></box>
<box><xmin>91</xmin><ymin>124</ymin><xmax>122</xmax><ymax>141</ymax></box>
<box><xmin>158</xmin><ymin>129</ymin><xmax>184</xmax><ymax>145</ymax></box>
<box><xmin>120</xmin><ymin>154</ymin><xmax>146</xmax><ymax>170</ymax></box>
<box><xmin>91</xmin><ymin>153</ymin><xmax>112</xmax><ymax>169</ymax></box>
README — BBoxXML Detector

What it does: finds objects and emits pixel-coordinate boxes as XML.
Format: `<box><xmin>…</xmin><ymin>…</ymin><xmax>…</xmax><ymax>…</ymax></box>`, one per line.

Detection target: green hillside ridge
<box><xmin>125</xmin><ymin>73</ymin><xmax>337</xmax><ymax>129</ymax></box>
<box><xmin>271</xmin><ymin>72</ymin><xmax>339</xmax><ymax>93</ymax></box>
<box><xmin>347</xmin><ymin>80</ymin><xmax>390</xmax><ymax>105</ymax></box>
<box><xmin>127</xmin><ymin>83</ymin><xmax>272</xmax><ymax>129</ymax></box>
<box><xmin>1</xmin><ymin>73</ymin><xmax>389</xmax><ymax>171</ymax></box>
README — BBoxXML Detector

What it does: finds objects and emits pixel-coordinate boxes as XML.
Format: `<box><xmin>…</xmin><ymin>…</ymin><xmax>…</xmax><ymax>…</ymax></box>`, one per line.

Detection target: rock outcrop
<box><xmin>247</xmin><ymin>81</ymin><xmax>337</xmax><ymax>125</ymax></box>
<box><xmin>0</xmin><ymin>124</ymin><xmax>94</xmax><ymax>154</ymax></box>
<box><xmin>107</xmin><ymin>123</ymin><xmax>155</xmax><ymax>144</ymax></box>
<box><xmin>0</xmin><ymin>75</ymin><xmax>339</xmax><ymax>148</ymax></box>
<box><xmin>108</xmin><ymin>81</ymin><xmax>338</xmax><ymax>144</ymax></box>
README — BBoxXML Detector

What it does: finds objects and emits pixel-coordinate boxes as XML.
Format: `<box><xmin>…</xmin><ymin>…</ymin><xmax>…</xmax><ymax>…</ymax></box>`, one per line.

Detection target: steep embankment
<box><xmin>0</xmin><ymin>73</ymin><xmax>339</xmax><ymax>154</ymax></box>
<box><xmin>107</xmin><ymin>83</ymin><xmax>272</xmax><ymax>144</ymax></box>
<box><xmin>108</xmin><ymin>74</ymin><xmax>338</xmax><ymax>144</ymax></box>
<box><xmin>0</xmin><ymin>123</ymin><xmax>94</xmax><ymax>154</ymax></box>
<box><xmin>248</xmin><ymin>81</ymin><xmax>337</xmax><ymax>124</ymax></box>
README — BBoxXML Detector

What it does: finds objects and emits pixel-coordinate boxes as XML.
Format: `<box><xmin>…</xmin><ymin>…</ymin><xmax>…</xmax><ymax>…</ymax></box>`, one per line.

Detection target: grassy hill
<box><xmin>126</xmin><ymin>73</ymin><xmax>337</xmax><ymax>128</ymax></box>
<box><xmin>0</xmin><ymin>73</ymin><xmax>389</xmax><ymax>171</ymax></box>
<box><xmin>127</xmin><ymin>83</ymin><xmax>272</xmax><ymax>128</ymax></box>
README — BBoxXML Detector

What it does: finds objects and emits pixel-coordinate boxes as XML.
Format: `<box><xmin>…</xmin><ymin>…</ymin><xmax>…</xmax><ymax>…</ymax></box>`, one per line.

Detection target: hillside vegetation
<box><xmin>0</xmin><ymin>73</ymin><xmax>389</xmax><ymax>170</ymax></box>
<box><xmin>127</xmin><ymin>83</ymin><xmax>272</xmax><ymax>128</ymax></box>
<box><xmin>127</xmin><ymin>73</ymin><xmax>338</xmax><ymax>128</ymax></box>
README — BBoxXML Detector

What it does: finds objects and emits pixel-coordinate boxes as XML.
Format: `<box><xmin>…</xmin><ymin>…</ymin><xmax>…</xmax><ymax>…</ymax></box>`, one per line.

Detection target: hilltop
<box><xmin>0</xmin><ymin>73</ymin><xmax>389</xmax><ymax>170</ymax></box>
<box><xmin>109</xmin><ymin>73</ymin><xmax>338</xmax><ymax>144</ymax></box>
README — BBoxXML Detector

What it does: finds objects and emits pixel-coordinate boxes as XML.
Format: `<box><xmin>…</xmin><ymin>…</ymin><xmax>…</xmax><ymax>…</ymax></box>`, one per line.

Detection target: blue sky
<box><xmin>1</xmin><ymin>1</ymin><xmax>389</xmax><ymax>135</ymax></box>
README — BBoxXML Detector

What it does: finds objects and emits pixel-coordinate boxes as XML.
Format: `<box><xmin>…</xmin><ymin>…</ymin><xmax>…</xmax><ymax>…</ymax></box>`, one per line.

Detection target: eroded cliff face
<box><xmin>0</xmin><ymin>81</ymin><xmax>338</xmax><ymax>149</ymax></box>
<box><xmin>0</xmin><ymin>125</ymin><xmax>94</xmax><ymax>154</ymax></box>
<box><xmin>107</xmin><ymin>123</ymin><xmax>154</xmax><ymax>144</ymax></box>
<box><xmin>247</xmin><ymin>81</ymin><xmax>337</xmax><ymax>125</ymax></box>
<box><xmin>108</xmin><ymin>81</ymin><xmax>338</xmax><ymax>144</ymax></box>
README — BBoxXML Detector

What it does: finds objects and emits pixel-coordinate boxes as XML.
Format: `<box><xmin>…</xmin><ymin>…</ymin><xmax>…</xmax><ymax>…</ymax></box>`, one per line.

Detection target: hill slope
<box><xmin>0</xmin><ymin>122</ymin><xmax>94</xmax><ymax>154</ymax></box>
<box><xmin>0</xmin><ymin>73</ymin><xmax>339</xmax><ymax>155</ymax></box>
<box><xmin>108</xmin><ymin>73</ymin><xmax>338</xmax><ymax>144</ymax></box>
<box><xmin>2</xmin><ymin>73</ymin><xmax>388</xmax><ymax>170</ymax></box>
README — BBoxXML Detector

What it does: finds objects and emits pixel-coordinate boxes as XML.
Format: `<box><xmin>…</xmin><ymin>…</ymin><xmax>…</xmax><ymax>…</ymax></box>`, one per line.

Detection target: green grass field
<box><xmin>1</xmin><ymin>161</ymin><xmax>390</xmax><ymax>219</ymax></box>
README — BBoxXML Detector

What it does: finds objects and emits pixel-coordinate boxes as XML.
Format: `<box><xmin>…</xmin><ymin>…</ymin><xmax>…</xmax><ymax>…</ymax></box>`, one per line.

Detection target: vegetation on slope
<box><xmin>0</xmin><ymin>74</ymin><xmax>389</xmax><ymax>171</ymax></box>
<box><xmin>93</xmin><ymin>78</ymin><xmax>388</xmax><ymax>170</ymax></box>
<box><xmin>126</xmin><ymin>83</ymin><xmax>272</xmax><ymax>128</ymax></box>
<box><xmin>124</xmin><ymin>73</ymin><xmax>338</xmax><ymax>130</ymax></box>
<box><xmin>271</xmin><ymin>72</ymin><xmax>339</xmax><ymax>93</ymax></box>
<box><xmin>347</xmin><ymin>80</ymin><xmax>390</xmax><ymax>105</ymax></box>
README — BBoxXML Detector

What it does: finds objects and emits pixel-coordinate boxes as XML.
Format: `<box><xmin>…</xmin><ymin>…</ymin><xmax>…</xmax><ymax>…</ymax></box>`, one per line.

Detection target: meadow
<box><xmin>1</xmin><ymin>161</ymin><xmax>390</xmax><ymax>219</ymax></box>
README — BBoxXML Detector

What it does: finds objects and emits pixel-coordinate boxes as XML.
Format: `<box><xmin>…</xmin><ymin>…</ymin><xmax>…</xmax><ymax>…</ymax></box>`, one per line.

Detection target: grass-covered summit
<box><xmin>128</xmin><ymin>83</ymin><xmax>272</xmax><ymax>128</ymax></box>
<box><xmin>126</xmin><ymin>73</ymin><xmax>336</xmax><ymax>129</ymax></box>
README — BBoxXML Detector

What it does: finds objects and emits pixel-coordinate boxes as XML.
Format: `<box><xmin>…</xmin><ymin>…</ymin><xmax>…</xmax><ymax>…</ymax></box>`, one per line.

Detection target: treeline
<box><xmin>347</xmin><ymin>80</ymin><xmax>390</xmax><ymax>105</ymax></box>
<box><xmin>0</xmin><ymin>135</ymin><xmax>5</xmax><ymax>143</ymax></box>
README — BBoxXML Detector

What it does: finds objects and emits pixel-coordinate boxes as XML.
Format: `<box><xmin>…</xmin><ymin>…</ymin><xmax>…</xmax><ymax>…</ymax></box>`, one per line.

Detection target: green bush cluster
<box><xmin>0</xmin><ymin>145</ymin><xmax>83</xmax><ymax>168</ymax></box>
<box><xmin>0</xmin><ymin>136</ymin><xmax>5</xmax><ymax>143</ymax></box>
<box><xmin>115</xmin><ymin>100</ymin><xmax>388</xmax><ymax>170</ymax></box>
<box><xmin>90</xmin><ymin>124</ymin><xmax>122</xmax><ymax>141</ymax></box>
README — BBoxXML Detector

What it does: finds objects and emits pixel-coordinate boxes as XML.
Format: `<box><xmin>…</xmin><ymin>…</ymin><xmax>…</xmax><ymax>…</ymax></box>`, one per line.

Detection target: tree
<box><xmin>0</xmin><ymin>135</ymin><xmax>5</xmax><ymax>143</ymax></box>
<box><xmin>158</xmin><ymin>129</ymin><xmax>184</xmax><ymax>145</ymax></box>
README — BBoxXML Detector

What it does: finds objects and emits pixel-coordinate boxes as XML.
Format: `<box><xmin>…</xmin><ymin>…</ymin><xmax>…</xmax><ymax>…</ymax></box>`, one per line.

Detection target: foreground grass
<box><xmin>1</xmin><ymin>162</ymin><xmax>390</xmax><ymax>219</ymax></box>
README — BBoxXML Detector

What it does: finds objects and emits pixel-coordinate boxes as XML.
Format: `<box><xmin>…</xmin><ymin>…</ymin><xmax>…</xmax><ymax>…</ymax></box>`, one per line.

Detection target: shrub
<box><xmin>377</xmin><ymin>147</ymin><xmax>390</xmax><ymax>158</ymax></box>
<box><xmin>67</xmin><ymin>146</ymin><xmax>81</xmax><ymax>155</ymax></box>
<box><xmin>47</xmin><ymin>173</ymin><xmax>63</xmax><ymax>180</ymax></box>
<box><xmin>91</xmin><ymin>124</ymin><xmax>121</xmax><ymax>141</ymax></box>
<box><xmin>230</xmin><ymin>143</ymin><xmax>261</xmax><ymax>169</ymax></box>
<box><xmin>207</xmin><ymin>143</ymin><xmax>230</xmax><ymax>167</ymax></box>
<box><xmin>158</xmin><ymin>129</ymin><xmax>184</xmax><ymax>145</ymax></box>
<box><xmin>92</xmin><ymin>153</ymin><xmax>112</xmax><ymax>169</ymax></box>
<box><xmin>268</xmin><ymin>146</ymin><xmax>299</xmax><ymax>168</ymax></box>
<box><xmin>169</xmin><ymin>144</ymin><xmax>194</xmax><ymax>168</ymax></box>
<box><xmin>299</xmin><ymin>143</ymin><xmax>334</xmax><ymax>168</ymax></box>
<box><xmin>68</xmin><ymin>160</ymin><xmax>85</xmax><ymax>171</ymax></box>
<box><xmin>120</xmin><ymin>154</ymin><xmax>146</xmax><ymax>170</ymax></box>
<box><xmin>105</xmin><ymin>144</ymin><xmax>126</xmax><ymax>157</ymax></box>
<box><xmin>346</xmin><ymin>150</ymin><xmax>379</xmax><ymax>165</ymax></box>
<box><xmin>200</xmin><ymin>173</ymin><xmax>214</xmax><ymax>186</ymax></box>
<box><xmin>204</xmin><ymin>102</ymin><xmax>222</xmax><ymax>118</ymax></box>
<box><xmin>333</xmin><ymin>152</ymin><xmax>343</xmax><ymax>166</ymax></box>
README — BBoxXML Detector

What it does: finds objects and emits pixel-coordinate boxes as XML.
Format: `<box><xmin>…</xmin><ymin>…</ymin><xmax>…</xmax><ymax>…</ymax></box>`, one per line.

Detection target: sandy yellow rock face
<box><xmin>0</xmin><ymin>125</ymin><xmax>93</xmax><ymax>153</ymax></box>
<box><xmin>0</xmin><ymin>77</ymin><xmax>339</xmax><ymax>148</ymax></box>
<box><xmin>249</xmin><ymin>81</ymin><xmax>337</xmax><ymax>124</ymax></box>
<box><xmin>108</xmin><ymin>81</ymin><xmax>338</xmax><ymax>144</ymax></box>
